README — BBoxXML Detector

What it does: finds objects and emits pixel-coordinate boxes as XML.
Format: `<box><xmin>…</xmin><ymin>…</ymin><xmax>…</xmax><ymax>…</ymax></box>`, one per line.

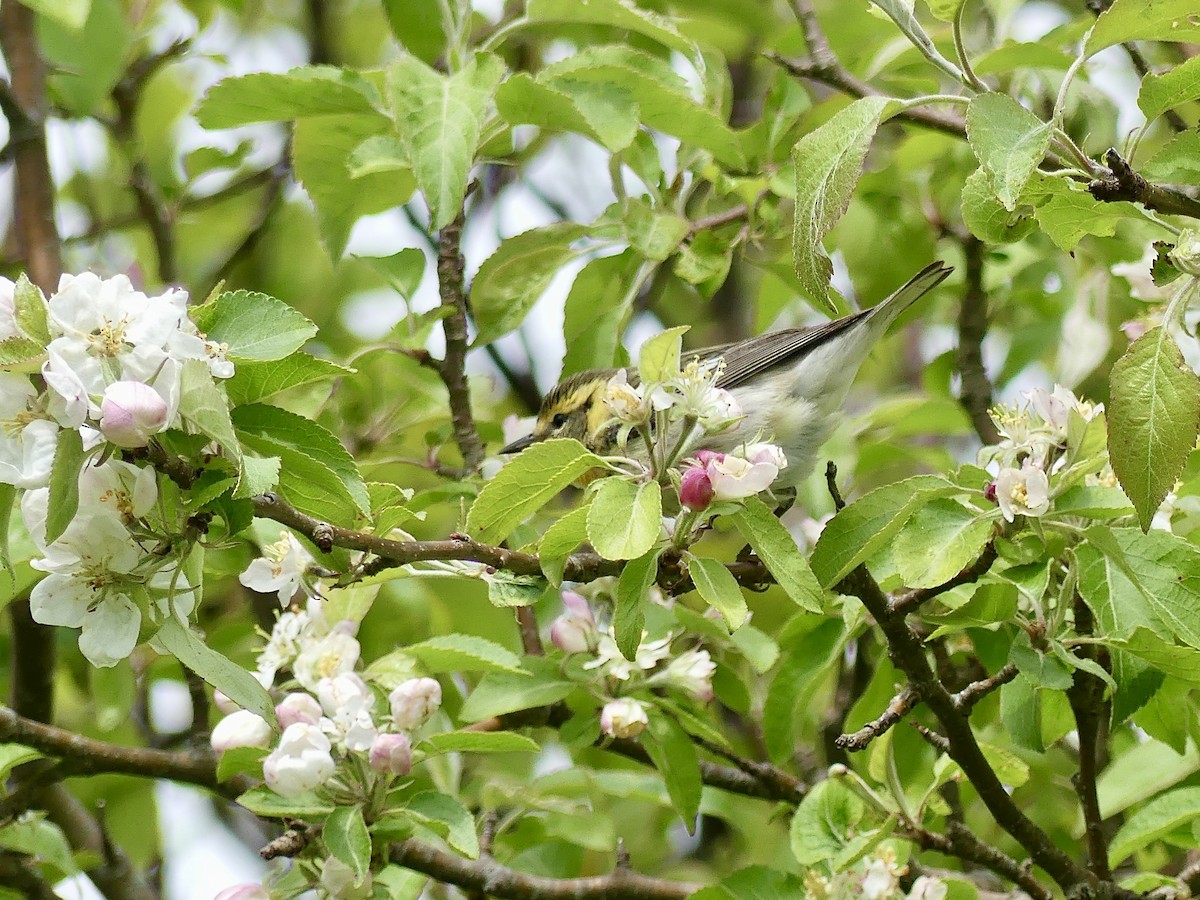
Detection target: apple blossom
<box><xmin>389</xmin><ymin>677</ymin><xmax>442</xmax><ymax>731</ymax></box>
<box><xmin>908</xmin><ymin>876</ymin><xmax>947</xmax><ymax>900</ymax></box>
<box><xmin>210</xmin><ymin>710</ymin><xmax>272</xmax><ymax>752</ymax></box>
<box><xmin>369</xmin><ymin>732</ymin><xmax>413</xmax><ymax>776</ymax></box>
<box><xmin>214</xmin><ymin>885</ymin><xmax>270</xmax><ymax>900</ymax></box>
<box><xmin>276</xmin><ymin>692</ymin><xmax>323</xmax><ymax>729</ymax></box>
<box><xmin>994</xmin><ymin>462</ymin><xmax>1051</xmax><ymax>522</ymax></box>
<box><xmin>603</xmin><ymin>369</ymin><xmax>651</xmax><ymax>424</ymax></box>
<box><xmin>0</xmin><ymin>373</ymin><xmax>59</xmax><ymax>489</ymax></box>
<box><xmin>293</xmin><ymin>630</ymin><xmax>361</xmax><ymax>691</ymax></box>
<box><xmin>320</xmin><ymin>857</ymin><xmax>372</xmax><ymax>899</ymax></box>
<box><xmin>860</xmin><ymin>853</ymin><xmax>903</xmax><ymax>900</ymax></box>
<box><xmin>99</xmin><ymin>380</ymin><xmax>169</xmax><ymax>448</ymax></box>
<box><xmin>549</xmin><ymin>590</ymin><xmax>598</xmax><ymax>653</ymax></box>
<box><xmin>584</xmin><ymin>631</ymin><xmax>673</xmax><ymax>681</ymax></box>
<box><xmin>0</xmin><ymin>277</ymin><xmax>15</xmax><ymax>339</ymax></box>
<box><xmin>707</xmin><ymin>452</ymin><xmax>779</xmax><ymax>500</ymax></box>
<box><xmin>666</xmin><ymin>360</ymin><xmax>742</xmax><ymax>430</ymax></box>
<box><xmin>262</xmin><ymin>723</ymin><xmax>336</xmax><ymax>797</ymax></box>
<box><xmin>664</xmin><ymin>649</ymin><xmax>717</xmax><ymax>702</ymax></box>
<box><xmin>239</xmin><ymin>530</ymin><xmax>313</xmax><ymax>604</ymax></box>
<box><xmin>317</xmin><ymin>673</ymin><xmax>377</xmax><ymax>752</ymax></box>
<box><xmin>255</xmin><ymin>609</ymin><xmax>311</xmax><ymax>686</ymax></box>
<box><xmin>213</xmin><ymin>690</ymin><xmax>240</xmax><ymax>716</ymax></box>
<box><xmin>600</xmin><ymin>698</ymin><xmax>649</xmax><ymax>738</ymax></box>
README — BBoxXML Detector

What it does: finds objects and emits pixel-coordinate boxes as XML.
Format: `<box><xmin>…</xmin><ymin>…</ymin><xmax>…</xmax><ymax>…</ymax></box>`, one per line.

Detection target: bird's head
<box><xmin>500</xmin><ymin>371</ymin><xmax>616</xmax><ymax>455</ymax></box>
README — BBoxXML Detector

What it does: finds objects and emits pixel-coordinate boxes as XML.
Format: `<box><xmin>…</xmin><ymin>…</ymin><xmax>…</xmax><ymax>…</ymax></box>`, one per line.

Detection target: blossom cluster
<box><xmin>680</xmin><ymin>443</ymin><xmax>788</xmax><ymax>511</ymax></box>
<box><xmin>804</xmin><ymin>848</ymin><xmax>946</xmax><ymax>900</ymax></box>
<box><xmin>548</xmin><ymin>590</ymin><xmax>717</xmax><ymax>738</ymax></box>
<box><xmin>980</xmin><ymin>385</ymin><xmax>1104</xmax><ymax>523</ymax></box>
<box><xmin>603</xmin><ymin>358</ymin><xmax>742</xmax><ymax>437</ymax></box>
<box><xmin>211</xmin><ymin>570</ymin><xmax>444</xmax><ymax>799</ymax></box>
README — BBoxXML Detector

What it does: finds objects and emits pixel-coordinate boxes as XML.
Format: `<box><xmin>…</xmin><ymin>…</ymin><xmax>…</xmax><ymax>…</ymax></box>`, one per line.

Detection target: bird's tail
<box><xmin>862</xmin><ymin>260</ymin><xmax>954</xmax><ymax>335</ymax></box>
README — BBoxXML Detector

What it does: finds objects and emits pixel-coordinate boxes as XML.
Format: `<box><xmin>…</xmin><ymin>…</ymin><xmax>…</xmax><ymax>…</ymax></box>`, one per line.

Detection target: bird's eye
<box><xmin>551</xmin><ymin>412</ymin><xmax>569</xmax><ymax>428</ymax></box>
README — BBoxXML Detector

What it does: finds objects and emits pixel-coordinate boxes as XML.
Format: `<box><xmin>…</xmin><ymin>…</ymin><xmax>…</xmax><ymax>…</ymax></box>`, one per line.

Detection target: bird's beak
<box><xmin>499</xmin><ymin>433</ymin><xmax>537</xmax><ymax>455</ymax></box>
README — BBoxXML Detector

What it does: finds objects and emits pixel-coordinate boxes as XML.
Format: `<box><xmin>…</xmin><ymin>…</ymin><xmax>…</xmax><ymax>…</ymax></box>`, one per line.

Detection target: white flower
<box><xmin>262</xmin><ymin>722</ymin><xmax>336</xmax><ymax>797</ymax></box>
<box><xmin>214</xmin><ymin>885</ymin><xmax>270</xmax><ymax>900</ymax></box>
<box><xmin>275</xmin><ymin>692</ymin><xmax>323</xmax><ymax>729</ymax></box>
<box><xmin>368</xmin><ymin>732</ymin><xmax>412</xmax><ymax>776</ymax></box>
<box><xmin>292</xmin><ymin>631</ymin><xmax>360</xmax><ymax>691</ymax></box>
<box><xmin>0</xmin><ymin>373</ymin><xmax>59</xmax><ymax>489</ymax></box>
<box><xmin>255</xmin><ymin>609</ymin><xmax>311</xmax><ymax>685</ymax></box>
<box><xmin>861</xmin><ymin>856</ymin><xmax>901</xmax><ymax>900</ymax></box>
<box><xmin>210</xmin><ymin>710</ymin><xmax>272</xmax><ymax>752</ymax></box>
<box><xmin>1024</xmin><ymin>385</ymin><xmax>1101</xmax><ymax>439</ymax></box>
<box><xmin>665</xmin><ymin>360</ymin><xmax>742</xmax><ymax>430</ymax></box>
<box><xmin>28</xmin><ymin>514</ymin><xmax>146</xmax><ymax>668</ymax></box>
<box><xmin>742</xmin><ymin>442</ymin><xmax>788</xmax><ymax>470</ymax></box>
<box><xmin>239</xmin><ymin>530</ymin><xmax>313</xmax><ymax>604</ymax></box>
<box><xmin>603</xmin><ymin>369</ymin><xmax>651</xmax><ymax>424</ymax></box>
<box><xmin>600</xmin><ymin>698</ymin><xmax>649</xmax><ymax>738</ymax></box>
<box><xmin>99</xmin><ymin>380</ymin><xmax>169</xmax><ymax>448</ymax></box>
<box><xmin>549</xmin><ymin>590</ymin><xmax>597</xmax><ymax>653</ymax></box>
<box><xmin>908</xmin><ymin>876</ymin><xmax>947</xmax><ymax>900</ymax></box>
<box><xmin>0</xmin><ymin>277</ymin><xmax>16</xmax><ymax>340</ymax></box>
<box><xmin>665</xmin><ymin>649</ymin><xmax>717</xmax><ymax>702</ymax></box>
<box><xmin>584</xmin><ymin>631</ymin><xmax>673</xmax><ymax>681</ymax></box>
<box><xmin>994</xmin><ymin>461</ymin><xmax>1051</xmax><ymax>522</ymax></box>
<box><xmin>389</xmin><ymin>677</ymin><xmax>442</xmax><ymax>731</ymax></box>
<box><xmin>317</xmin><ymin>673</ymin><xmax>377</xmax><ymax>751</ymax></box>
<box><xmin>213</xmin><ymin>691</ymin><xmax>240</xmax><ymax>716</ymax></box>
<box><xmin>706</xmin><ymin>453</ymin><xmax>779</xmax><ymax>500</ymax></box>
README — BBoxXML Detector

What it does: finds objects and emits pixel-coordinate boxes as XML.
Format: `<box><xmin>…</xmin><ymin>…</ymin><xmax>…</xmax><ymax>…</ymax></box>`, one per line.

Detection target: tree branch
<box><xmin>390</xmin><ymin>838</ymin><xmax>703</xmax><ymax>899</ymax></box>
<box><xmin>1068</xmin><ymin>596</ymin><xmax>1113</xmax><ymax>880</ymax></box>
<box><xmin>954</xmin><ymin>236</ymin><xmax>1001</xmax><ymax>444</ymax></box>
<box><xmin>1089</xmin><ymin>148</ymin><xmax>1200</xmax><ymax>220</ymax></box>
<box><xmin>835</xmin><ymin>685</ymin><xmax>919</xmax><ymax>752</ymax></box>
<box><xmin>436</xmin><ymin>208</ymin><xmax>487</xmax><ymax>471</ymax></box>
<box><xmin>889</xmin><ymin>541</ymin><xmax>998</xmax><ymax>616</ymax></box>
<box><xmin>952</xmin><ymin>663</ymin><xmax>1018</xmax><ymax>712</ymax></box>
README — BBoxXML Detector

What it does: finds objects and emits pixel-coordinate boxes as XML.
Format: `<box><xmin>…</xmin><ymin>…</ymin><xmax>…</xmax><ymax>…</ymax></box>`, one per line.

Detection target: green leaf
<box><xmin>38</xmin><ymin>0</ymin><xmax>127</xmax><ymax>116</ymax></box>
<box><xmin>526</xmin><ymin>0</ymin><xmax>700</xmax><ymax>60</ymax></box>
<box><xmin>225</xmin><ymin>354</ymin><xmax>353</xmax><ymax>407</ymax></box>
<box><xmin>614</xmin><ymin>548</ymin><xmax>661</xmax><ymax>660</ymax></box>
<box><xmin>686</xmin><ymin>554</ymin><xmax>748</xmax><ymax>631</ymax></box>
<box><xmin>293</xmin><ymin>113</ymin><xmax>415</xmax><ymax>259</ymax></box>
<box><xmin>1078</xmin><ymin>527</ymin><xmax>1200</xmax><ymax>650</ymax></box>
<box><xmin>237</xmin><ymin>785</ymin><xmax>334</xmax><ymax>818</ymax></box>
<box><xmin>191</xmin><ymin>290</ymin><xmax>318</xmax><ymax>362</ymax></box>
<box><xmin>1138</xmin><ymin>55</ymin><xmax>1200</xmax><ymax>123</ymax></box>
<box><xmin>12</xmin><ymin>275</ymin><xmax>50</xmax><ymax>345</ymax></box>
<box><xmin>471</xmin><ymin>223</ymin><xmax>588</xmax><ymax>345</ymax></box>
<box><xmin>960</xmin><ymin>167</ymin><xmax>1036</xmax><ymax>244</ymax></box>
<box><xmin>486</xmin><ymin>571</ymin><xmax>546</xmax><ymax>608</ymax></box>
<box><xmin>324</xmin><ymin>805</ymin><xmax>372</xmax><ymax>879</ymax></box>
<box><xmin>764</xmin><ymin>620</ymin><xmax>843</xmax><ymax>761</ymax></box>
<box><xmin>643</xmin><ymin>714</ymin><xmax>702</xmax><ymax>830</ymax></box>
<box><xmin>1098</xmin><ymin>738</ymin><xmax>1200</xmax><ymax>819</ymax></box>
<box><xmin>467</xmin><ymin>439</ymin><xmax>602</xmax><ymax>545</ymax></box>
<box><xmin>539</xmin><ymin>46</ymin><xmax>743</xmax><ymax>168</ymax></box>
<box><xmin>1087</xmin><ymin>0</ymin><xmax>1200</xmax><ymax>55</ymax></box>
<box><xmin>810</xmin><ymin>475</ymin><xmax>957</xmax><ymax>587</ymax></box>
<box><xmin>178</xmin><ymin>359</ymin><xmax>242</xmax><ymax>461</ymax></box>
<box><xmin>405</xmin><ymin>634</ymin><xmax>526</xmax><ymax>675</ymax></box>
<box><xmin>496</xmin><ymin>73</ymin><xmax>639</xmax><ymax>152</ymax></box>
<box><xmin>1108</xmin><ymin>786</ymin><xmax>1200</xmax><ymax>867</ymax></box>
<box><xmin>381</xmin><ymin>0</ymin><xmax>444</xmax><ymax>64</ymax></box>
<box><xmin>893</xmin><ymin>498</ymin><xmax>992</xmax><ymax>589</ymax></box>
<box><xmin>235</xmin><ymin>456</ymin><xmax>281</xmax><ymax>499</ymax></box>
<box><xmin>624</xmin><ymin>199</ymin><xmax>689</xmax><ymax>262</ymax></box>
<box><xmin>404</xmin><ymin>791</ymin><xmax>479</xmax><ymax>858</ymax></box>
<box><xmin>0</xmin><ymin>336</ymin><xmax>45</xmax><ymax>370</ymax></box>
<box><xmin>389</xmin><ymin>52</ymin><xmax>505</xmax><ymax>230</ymax></box>
<box><xmin>790</xmin><ymin>777</ymin><xmax>865</xmax><ymax>865</ymax></box>
<box><xmin>538</xmin><ymin>504</ymin><xmax>590</xmax><ymax>585</ymax></box>
<box><xmin>792</xmin><ymin>96</ymin><xmax>899</xmax><ymax>310</ymax></box>
<box><xmin>0</xmin><ymin>744</ymin><xmax>42</xmax><ymax>782</ymax></box>
<box><xmin>1108</xmin><ymin>327</ymin><xmax>1200</xmax><ymax>531</ymax></box>
<box><xmin>459</xmin><ymin>658</ymin><xmax>574</xmax><ymax>721</ymax></box>
<box><xmin>420</xmin><ymin>731</ymin><xmax>540</xmax><ymax>755</ymax></box>
<box><xmin>1142</xmin><ymin>132</ymin><xmax>1200</xmax><ymax>185</ymax></box>
<box><xmin>586</xmin><ymin>478</ymin><xmax>662</xmax><ymax>561</ymax></box>
<box><xmin>1000</xmin><ymin>674</ymin><xmax>1043</xmax><ymax>752</ymax></box>
<box><xmin>1026</xmin><ymin>174</ymin><xmax>1138</xmax><ymax>252</ymax></box>
<box><xmin>0</xmin><ymin>813</ymin><xmax>76</xmax><ymax>880</ymax></box>
<box><xmin>730</xmin><ymin>497</ymin><xmax>823</xmax><ymax>611</ymax></box>
<box><xmin>196</xmin><ymin>67</ymin><xmax>381</xmax><ymax>127</ymax></box>
<box><xmin>233</xmin><ymin>403</ymin><xmax>369</xmax><ymax>515</ymax></box>
<box><xmin>44</xmin><ymin>427</ymin><xmax>84</xmax><ymax>546</ymax></box>
<box><xmin>966</xmin><ymin>93</ymin><xmax>1053</xmax><ymax>212</ymax></box>
<box><xmin>561</xmin><ymin>251</ymin><xmax>641</xmax><ymax>376</ymax></box>
<box><xmin>637</xmin><ymin>325</ymin><xmax>689</xmax><ymax>384</ymax></box>
<box><xmin>154</xmin><ymin>617</ymin><xmax>276</xmax><ymax>725</ymax></box>
<box><xmin>24</xmin><ymin>0</ymin><xmax>91</xmax><ymax>29</ymax></box>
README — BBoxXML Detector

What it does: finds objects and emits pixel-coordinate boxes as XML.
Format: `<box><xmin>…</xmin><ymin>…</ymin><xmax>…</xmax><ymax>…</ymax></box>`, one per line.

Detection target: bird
<box><xmin>500</xmin><ymin>261</ymin><xmax>953</xmax><ymax>486</ymax></box>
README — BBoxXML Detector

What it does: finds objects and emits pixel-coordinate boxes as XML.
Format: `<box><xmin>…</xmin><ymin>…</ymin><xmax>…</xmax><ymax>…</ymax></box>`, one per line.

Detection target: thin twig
<box><xmin>835</xmin><ymin>685</ymin><xmax>919</xmax><ymax>752</ymax></box>
<box><xmin>1068</xmin><ymin>596</ymin><xmax>1113</xmax><ymax>880</ymax></box>
<box><xmin>1089</xmin><ymin>148</ymin><xmax>1200</xmax><ymax>220</ymax></box>
<box><xmin>952</xmin><ymin>663</ymin><xmax>1018</xmax><ymax>712</ymax></box>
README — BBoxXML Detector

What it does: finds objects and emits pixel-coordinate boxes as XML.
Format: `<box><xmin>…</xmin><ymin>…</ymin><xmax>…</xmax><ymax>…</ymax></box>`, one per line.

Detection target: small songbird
<box><xmin>501</xmin><ymin>261</ymin><xmax>952</xmax><ymax>485</ymax></box>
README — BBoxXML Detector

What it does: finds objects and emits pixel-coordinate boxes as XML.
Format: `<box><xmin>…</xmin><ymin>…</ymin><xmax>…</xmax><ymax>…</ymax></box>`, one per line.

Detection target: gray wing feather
<box><xmin>689</xmin><ymin>261</ymin><xmax>952</xmax><ymax>390</ymax></box>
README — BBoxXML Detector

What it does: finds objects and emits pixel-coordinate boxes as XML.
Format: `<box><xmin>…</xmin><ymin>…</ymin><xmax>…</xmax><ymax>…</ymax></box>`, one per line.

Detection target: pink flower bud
<box><xmin>275</xmin><ymin>692</ymin><xmax>322</xmax><ymax>729</ymax></box>
<box><xmin>368</xmin><ymin>732</ymin><xmax>412</xmax><ymax>776</ymax></box>
<box><xmin>600</xmin><ymin>698</ymin><xmax>649</xmax><ymax>738</ymax></box>
<box><xmin>679</xmin><ymin>465</ymin><xmax>714</xmax><ymax>511</ymax></box>
<box><xmin>210</xmin><ymin>709</ymin><xmax>272</xmax><ymax>752</ymax></box>
<box><xmin>693</xmin><ymin>449</ymin><xmax>724</xmax><ymax>466</ymax></box>
<box><xmin>549</xmin><ymin>590</ymin><xmax>598</xmax><ymax>653</ymax></box>
<box><xmin>99</xmin><ymin>380</ymin><xmax>169</xmax><ymax>448</ymax></box>
<box><xmin>389</xmin><ymin>677</ymin><xmax>442</xmax><ymax>731</ymax></box>
<box><xmin>213</xmin><ymin>690</ymin><xmax>240</xmax><ymax>716</ymax></box>
<box><xmin>984</xmin><ymin>481</ymin><xmax>997</xmax><ymax>503</ymax></box>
